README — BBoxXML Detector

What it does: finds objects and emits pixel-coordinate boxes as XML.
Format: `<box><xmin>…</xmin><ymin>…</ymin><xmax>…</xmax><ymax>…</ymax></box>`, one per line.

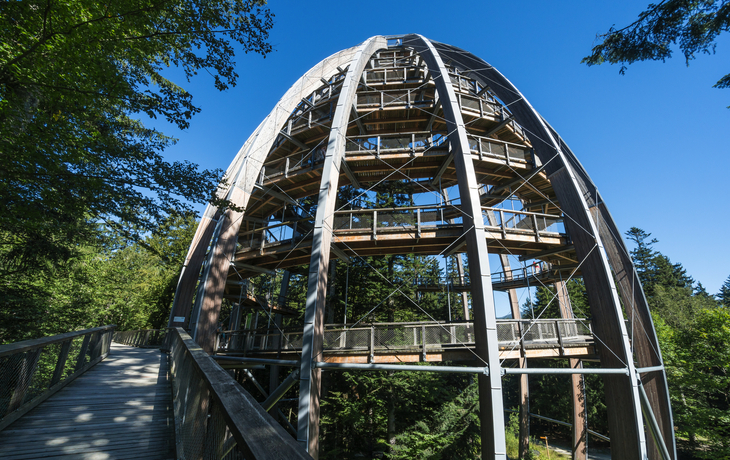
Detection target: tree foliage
<box><xmin>0</xmin><ymin>213</ymin><xmax>197</xmax><ymax>344</ymax></box>
<box><xmin>583</xmin><ymin>0</ymin><xmax>730</xmax><ymax>103</ymax></box>
<box><xmin>626</xmin><ymin>227</ymin><xmax>729</xmax><ymax>455</ymax></box>
<box><xmin>719</xmin><ymin>274</ymin><xmax>730</xmax><ymax>307</ymax></box>
<box><xmin>0</xmin><ymin>0</ymin><xmax>273</xmax><ymax>278</ymax></box>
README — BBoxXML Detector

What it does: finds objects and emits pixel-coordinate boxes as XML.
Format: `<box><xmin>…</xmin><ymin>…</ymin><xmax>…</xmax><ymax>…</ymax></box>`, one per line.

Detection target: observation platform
<box><xmin>216</xmin><ymin>319</ymin><xmax>597</xmax><ymax>365</ymax></box>
<box><xmin>414</xmin><ymin>262</ymin><xmax>580</xmax><ymax>292</ymax></box>
<box><xmin>230</xmin><ymin>204</ymin><xmax>573</xmax><ymax>281</ymax></box>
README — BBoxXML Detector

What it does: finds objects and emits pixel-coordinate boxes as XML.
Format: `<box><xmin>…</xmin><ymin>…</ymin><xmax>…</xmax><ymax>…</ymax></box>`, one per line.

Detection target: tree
<box><xmin>656</xmin><ymin>308</ymin><xmax>730</xmax><ymax>456</ymax></box>
<box><xmin>719</xmin><ymin>274</ymin><xmax>730</xmax><ymax>307</ymax></box>
<box><xmin>582</xmin><ymin>0</ymin><xmax>730</xmax><ymax>104</ymax></box>
<box><xmin>0</xmin><ymin>0</ymin><xmax>273</xmax><ymax>279</ymax></box>
<box><xmin>0</xmin><ymin>213</ymin><xmax>197</xmax><ymax>344</ymax></box>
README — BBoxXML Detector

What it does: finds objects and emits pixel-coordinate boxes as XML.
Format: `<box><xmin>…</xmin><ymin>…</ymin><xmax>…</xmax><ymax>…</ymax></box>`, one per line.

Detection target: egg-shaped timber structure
<box><xmin>169</xmin><ymin>35</ymin><xmax>674</xmax><ymax>460</ymax></box>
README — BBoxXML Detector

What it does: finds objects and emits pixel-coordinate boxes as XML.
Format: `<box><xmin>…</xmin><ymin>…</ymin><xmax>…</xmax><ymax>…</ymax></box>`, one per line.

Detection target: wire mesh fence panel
<box><xmin>322</xmin><ymin>330</ymin><xmax>343</xmax><ymax>349</ymax></box>
<box><xmin>24</xmin><ymin>343</ymin><xmax>60</xmax><ymax>402</ymax></box>
<box><xmin>347</xmin><ymin>212</ymin><xmax>374</xmax><ymax>230</ymax></box>
<box><xmin>283</xmin><ymin>332</ymin><xmax>304</xmax><ymax>350</ymax></box>
<box><xmin>112</xmin><ymin>329</ymin><xmax>167</xmax><ymax>348</ymax></box>
<box><xmin>497</xmin><ymin>322</ymin><xmax>520</xmax><ymax>343</ymax></box>
<box><xmin>343</xmin><ymin>329</ymin><xmax>370</xmax><ymax>349</ymax></box>
<box><xmin>452</xmin><ymin>324</ymin><xmax>475</xmax><ymax>343</ymax></box>
<box><xmin>357</xmin><ymin>93</ymin><xmax>381</xmax><ymax>107</ymax></box>
<box><xmin>424</xmin><ymin>325</ymin><xmax>452</xmax><ymax>347</ymax></box>
<box><xmin>0</xmin><ymin>353</ymin><xmax>26</xmax><ymax>416</ymax></box>
<box><xmin>180</xmin><ymin>371</ymin><xmax>210</xmax><ymax>460</ymax></box>
<box><xmin>388</xmin><ymin>68</ymin><xmax>405</xmax><ymax>81</ymax></box>
<box><xmin>367</xmin><ymin>70</ymin><xmax>385</xmax><ymax>83</ymax></box>
<box><xmin>64</xmin><ymin>336</ymin><xmax>85</xmax><ymax>377</ymax></box>
<box><xmin>377</xmin><ymin>211</ymin><xmax>416</xmax><ymax>228</ymax></box>
<box><xmin>507</xmin><ymin>145</ymin><xmax>529</xmax><ymax>162</ymax></box>
<box><xmin>482</xmin><ymin>140</ymin><xmax>506</xmax><ymax>158</ymax></box>
<box><xmin>522</xmin><ymin>322</ymin><xmax>558</xmax><ymax>343</ymax></box>
<box><xmin>413</xmin><ymin>134</ymin><xmax>430</xmax><ymax>149</ymax></box>
<box><xmin>505</xmin><ymin>211</ymin><xmax>535</xmax><ymax>231</ymax></box>
<box><xmin>419</xmin><ymin>210</ymin><xmax>442</xmax><ymax>226</ymax></box>
<box><xmin>379</xmin><ymin>134</ymin><xmax>411</xmax><ymax>150</ymax></box>
<box><xmin>382</xmin><ymin>91</ymin><xmax>409</xmax><ymax>107</ymax></box>
<box><xmin>0</xmin><ymin>326</ymin><xmax>114</xmax><ymax>429</ymax></box>
<box><xmin>374</xmin><ymin>327</ymin><xmax>413</xmax><ymax>348</ymax></box>
<box><xmin>333</xmin><ymin>215</ymin><xmax>353</xmax><ymax>231</ymax></box>
<box><xmin>202</xmin><ymin>399</ymin><xmax>232</xmax><ymax>459</ymax></box>
<box><xmin>558</xmin><ymin>321</ymin><xmax>576</xmax><ymax>339</ymax></box>
<box><xmin>538</xmin><ymin>216</ymin><xmax>565</xmax><ymax>234</ymax></box>
<box><xmin>461</xmin><ymin>96</ymin><xmax>481</xmax><ymax>112</ymax></box>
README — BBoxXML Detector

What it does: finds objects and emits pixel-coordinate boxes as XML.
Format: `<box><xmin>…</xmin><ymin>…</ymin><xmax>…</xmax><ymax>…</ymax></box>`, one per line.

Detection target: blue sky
<box><xmin>153</xmin><ymin>1</ymin><xmax>730</xmax><ymax>294</ymax></box>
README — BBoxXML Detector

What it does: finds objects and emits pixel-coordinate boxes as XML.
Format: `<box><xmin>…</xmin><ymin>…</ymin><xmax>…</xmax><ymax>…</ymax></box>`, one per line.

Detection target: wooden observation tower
<box><xmin>169</xmin><ymin>35</ymin><xmax>675</xmax><ymax>460</ymax></box>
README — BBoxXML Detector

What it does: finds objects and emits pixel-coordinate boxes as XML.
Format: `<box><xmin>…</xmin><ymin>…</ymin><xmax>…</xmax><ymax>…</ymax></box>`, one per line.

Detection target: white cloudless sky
<box><xmin>152</xmin><ymin>0</ymin><xmax>730</xmax><ymax>293</ymax></box>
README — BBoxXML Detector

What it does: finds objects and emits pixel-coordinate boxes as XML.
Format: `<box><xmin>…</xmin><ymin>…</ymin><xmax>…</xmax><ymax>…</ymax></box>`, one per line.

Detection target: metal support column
<box><xmin>297</xmin><ymin>36</ymin><xmax>387</xmax><ymax>458</ymax></box>
<box><xmin>430</xmin><ymin>41</ymin><xmax>651</xmax><ymax>459</ymax></box>
<box><xmin>403</xmin><ymin>34</ymin><xmax>506</xmax><ymax>459</ymax></box>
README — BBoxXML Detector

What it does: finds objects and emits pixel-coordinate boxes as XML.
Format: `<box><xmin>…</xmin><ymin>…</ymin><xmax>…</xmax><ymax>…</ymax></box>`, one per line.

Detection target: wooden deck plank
<box><xmin>0</xmin><ymin>344</ymin><xmax>174</xmax><ymax>460</ymax></box>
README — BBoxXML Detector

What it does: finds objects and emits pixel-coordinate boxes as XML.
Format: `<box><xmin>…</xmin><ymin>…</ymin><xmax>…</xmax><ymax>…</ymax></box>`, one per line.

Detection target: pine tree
<box><xmin>718</xmin><ymin>275</ymin><xmax>730</xmax><ymax>307</ymax></box>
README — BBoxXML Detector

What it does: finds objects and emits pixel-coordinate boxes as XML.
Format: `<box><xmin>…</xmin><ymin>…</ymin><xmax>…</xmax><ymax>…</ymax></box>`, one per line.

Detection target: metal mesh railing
<box><xmin>0</xmin><ymin>325</ymin><xmax>115</xmax><ymax>430</ymax></box>
<box><xmin>242</xmin><ymin>205</ymin><xmax>562</xmax><ymax>253</ymax></box>
<box><xmin>483</xmin><ymin>208</ymin><xmax>565</xmax><ymax>235</ymax></box>
<box><xmin>112</xmin><ymin>329</ymin><xmax>167</xmax><ymax>348</ymax></box>
<box><xmin>219</xmin><ymin>319</ymin><xmax>592</xmax><ymax>355</ymax></box>
<box><xmin>168</xmin><ymin>328</ymin><xmax>310</xmax><ymax>460</ymax></box>
<box><xmin>345</xmin><ymin>132</ymin><xmax>444</xmax><ymax>155</ymax></box>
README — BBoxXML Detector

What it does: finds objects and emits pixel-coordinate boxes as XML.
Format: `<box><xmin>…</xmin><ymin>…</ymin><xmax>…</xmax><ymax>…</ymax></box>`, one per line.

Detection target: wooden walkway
<box><xmin>0</xmin><ymin>344</ymin><xmax>174</xmax><ymax>460</ymax></box>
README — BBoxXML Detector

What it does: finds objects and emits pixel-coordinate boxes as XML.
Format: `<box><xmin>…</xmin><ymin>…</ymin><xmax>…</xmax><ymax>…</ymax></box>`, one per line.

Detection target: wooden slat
<box><xmin>0</xmin><ymin>344</ymin><xmax>174</xmax><ymax>460</ymax></box>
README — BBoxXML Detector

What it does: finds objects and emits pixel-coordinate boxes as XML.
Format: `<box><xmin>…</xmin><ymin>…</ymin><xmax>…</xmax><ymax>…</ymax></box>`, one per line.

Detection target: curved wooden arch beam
<box><xmin>172</xmin><ymin>45</ymin><xmax>361</xmax><ymax>351</ymax></box>
<box><xmin>296</xmin><ymin>35</ymin><xmax>387</xmax><ymax>458</ymax></box>
<box><xmin>430</xmin><ymin>41</ymin><xmax>654</xmax><ymax>459</ymax></box>
<box><xmin>167</xmin><ymin>117</ymin><xmax>267</xmax><ymax>330</ymax></box>
<box><xmin>402</xmin><ymin>33</ymin><xmax>506</xmax><ymax>460</ymax></box>
<box><xmin>542</xmin><ymin>120</ymin><xmax>676</xmax><ymax>459</ymax></box>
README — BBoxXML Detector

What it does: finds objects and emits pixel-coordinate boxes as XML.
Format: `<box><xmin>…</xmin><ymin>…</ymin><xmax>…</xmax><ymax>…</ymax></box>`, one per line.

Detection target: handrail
<box><xmin>0</xmin><ymin>325</ymin><xmax>116</xmax><ymax>431</ymax></box>
<box><xmin>0</xmin><ymin>325</ymin><xmax>115</xmax><ymax>358</ymax></box>
<box><xmin>218</xmin><ymin>319</ymin><xmax>593</xmax><ymax>355</ymax></box>
<box><xmin>481</xmin><ymin>206</ymin><xmax>561</xmax><ymax>221</ymax></box>
<box><xmin>224</xmin><ymin>318</ymin><xmax>589</xmax><ymax>333</ymax></box>
<box><xmin>238</xmin><ymin>205</ymin><xmax>562</xmax><ymax>239</ymax></box>
<box><xmin>167</xmin><ymin>327</ymin><xmax>311</xmax><ymax>460</ymax></box>
<box><xmin>112</xmin><ymin>329</ymin><xmax>167</xmax><ymax>348</ymax></box>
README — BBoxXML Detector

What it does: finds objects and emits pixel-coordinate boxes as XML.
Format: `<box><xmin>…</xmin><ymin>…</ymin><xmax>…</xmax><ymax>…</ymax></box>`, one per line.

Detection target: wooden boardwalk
<box><xmin>0</xmin><ymin>344</ymin><xmax>174</xmax><ymax>460</ymax></box>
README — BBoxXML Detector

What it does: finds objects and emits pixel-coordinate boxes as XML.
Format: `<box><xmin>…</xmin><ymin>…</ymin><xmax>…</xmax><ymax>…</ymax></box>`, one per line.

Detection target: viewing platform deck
<box><xmin>216</xmin><ymin>319</ymin><xmax>597</xmax><ymax>365</ymax></box>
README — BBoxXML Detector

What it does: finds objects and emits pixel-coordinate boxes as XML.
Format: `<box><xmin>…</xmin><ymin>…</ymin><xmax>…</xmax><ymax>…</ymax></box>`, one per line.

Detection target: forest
<box><xmin>2</xmin><ymin>1</ymin><xmax>729</xmax><ymax>459</ymax></box>
<box><xmin>1</xmin><ymin>214</ymin><xmax>728</xmax><ymax>459</ymax></box>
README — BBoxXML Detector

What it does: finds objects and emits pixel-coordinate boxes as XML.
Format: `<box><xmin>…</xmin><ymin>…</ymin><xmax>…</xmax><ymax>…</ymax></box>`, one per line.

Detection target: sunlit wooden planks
<box><xmin>0</xmin><ymin>344</ymin><xmax>174</xmax><ymax>460</ymax></box>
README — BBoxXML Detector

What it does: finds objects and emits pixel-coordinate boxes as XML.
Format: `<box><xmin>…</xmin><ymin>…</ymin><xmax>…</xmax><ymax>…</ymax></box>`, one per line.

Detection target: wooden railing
<box><xmin>218</xmin><ymin>319</ymin><xmax>593</xmax><ymax>358</ymax></box>
<box><xmin>167</xmin><ymin>328</ymin><xmax>311</xmax><ymax>460</ymax></box>
<box><xmin>237</xmin><ymin>204</ymin><xmax>565</xmax><ymax>252</ymax></box>
<box><xmin>0</xmin><ymin>325</ymin><xmax>115</xmax><ymax>431</ymax></box>
<box><xmin>112</xmin><ymin>329</ymin><xmax>167</xmax><ymax>348</ymax></box>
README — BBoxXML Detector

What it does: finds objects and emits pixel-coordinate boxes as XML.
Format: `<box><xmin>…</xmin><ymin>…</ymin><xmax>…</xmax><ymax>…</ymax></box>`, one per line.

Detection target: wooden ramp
<box><xmin>0</xmin><ymin>344</ymin><xmax>174</xmax><ymax>460</ymax></box>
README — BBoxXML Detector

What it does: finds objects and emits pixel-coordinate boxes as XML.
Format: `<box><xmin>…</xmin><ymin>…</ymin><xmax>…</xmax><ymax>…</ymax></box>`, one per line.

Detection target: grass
<box><xmin>505</xmin><ymin>412</ymin><xmax>571</xmax><ymax>460</ymax></box>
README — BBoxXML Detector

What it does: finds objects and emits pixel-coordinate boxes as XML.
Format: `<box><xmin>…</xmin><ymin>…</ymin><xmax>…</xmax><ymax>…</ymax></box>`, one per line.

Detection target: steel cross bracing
<box><xmin>169</xmin><ymin>34</ymin><xmax>675</xmax><ymax>460</ymax></box>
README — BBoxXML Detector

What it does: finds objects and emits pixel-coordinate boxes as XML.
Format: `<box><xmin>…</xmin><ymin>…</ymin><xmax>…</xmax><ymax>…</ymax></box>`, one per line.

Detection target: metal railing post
<box><xmin>421</xmin><ymin>325</ymin><xmax>427</xmax><ymax>361</ymax></box>
<box><xmin>369</xmin><ymin>326</ymin><xmax>375</xmax><ymax>363</ymax></box>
